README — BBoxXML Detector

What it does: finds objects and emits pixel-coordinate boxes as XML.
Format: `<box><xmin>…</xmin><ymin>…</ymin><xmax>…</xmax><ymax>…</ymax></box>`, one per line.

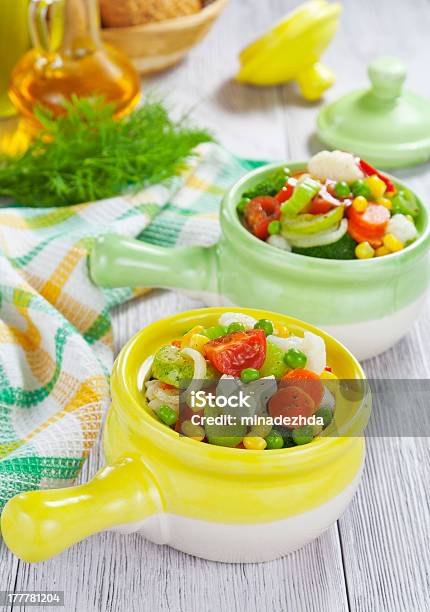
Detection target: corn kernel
<box><xmin>320</xmin><ymin>370</ymin><xmax>338</xmax><ymax>380</ymax></box>
<box><xmin>274</xmin><ymin>323</ymin><xmax>289</xmax><ymax>338</ymax></box>
<box><xmin>355</xmin><ymin>242</ymin><xmax>375</xmax><ymax>259</ymax></box>
<box><xmin>365</xmin><ymin>175</ymin><xmax>387</xmax><ymax>199</ymax></box>
<box><xmin>375</xmin><ymin>246</ymin><xmax>391</xmax><ymax>257</ymax></box>
<box><xmin>352</xmin><ymin>196</ymin><xmax>368</xmax><ymax>212</ymax></box>
<box><xmin>181</xmin><ymin>325</ymin><xmax>205</xmax><ymax>348</ymax></box>
<box><xmin>181</xmin><ymin>420</ymin><xmax>205</xmax><ymax>442</ymax></box>
<box><xmin>377</xmin><ymin>197</ymin><xmax>392</xmax><ymax>210</ymax></box>
<box><xmin>383</xmin><ymin>234</ymin><xmax>404</xmax><ymax>253</ymax></box>
<box><xmin>243</xmin><ymin>436</ymin><xmax>267</xmax><ymax>451</ymax></box>
<box><xmin>189</xmin><ymin>333</ymin><xmax>210</xmax><ymax>353</ymax></box>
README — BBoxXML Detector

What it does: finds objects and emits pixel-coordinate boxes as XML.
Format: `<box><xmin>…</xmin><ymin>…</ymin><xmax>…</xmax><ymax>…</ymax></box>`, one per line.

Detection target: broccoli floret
<box><xmin>242</xmin><ymin>169</ymin><xmax>288</xmax><ymax>200</ymax></box>
<box><xmin>292</xmin><ymin>233</ymin><xmax>357</xmax><ymax>260</ymax></box>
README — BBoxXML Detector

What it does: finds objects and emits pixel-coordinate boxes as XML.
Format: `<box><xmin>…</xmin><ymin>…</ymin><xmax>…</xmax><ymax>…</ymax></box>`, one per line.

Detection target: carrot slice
<box><xmin>281</xmin><ymin>369</ymin><xmax>324</xmax><ymax>407</ymax></box>
<box><xmin>348</xmin><ymin>220</ymin><xmax>383</xmax><ymax>248</ymax></box>
<box><xmin>348</xmin><ymin>204</ymin><xmax>390</xmax><ymax>234</ymax></box>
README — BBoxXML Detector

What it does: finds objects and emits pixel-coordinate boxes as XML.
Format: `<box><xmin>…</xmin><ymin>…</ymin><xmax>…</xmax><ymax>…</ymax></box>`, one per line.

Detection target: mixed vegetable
<box><xmin>238</xmin><ymin>151</ymin><xmax>419</xmax><ymax>260</ymax></box>
<box><xmin>138</xmin><ymin>312</ymin><xmax>338</xmax><ymax>450</ymax></box>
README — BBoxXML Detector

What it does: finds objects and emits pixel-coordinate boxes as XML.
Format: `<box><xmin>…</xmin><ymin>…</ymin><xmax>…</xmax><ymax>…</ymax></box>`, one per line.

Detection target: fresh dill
<box><xmin>0</xmin><ymin>97</ymin><xmax>212</xmax><ymax>207</ymax></box>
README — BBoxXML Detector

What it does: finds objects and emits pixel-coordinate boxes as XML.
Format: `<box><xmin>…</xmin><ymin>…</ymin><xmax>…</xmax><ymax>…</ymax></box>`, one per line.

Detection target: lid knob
<box><xmin>368</xmin><ymin>57</ymin><xmax>407</xmax><ymax>102</ymax></box>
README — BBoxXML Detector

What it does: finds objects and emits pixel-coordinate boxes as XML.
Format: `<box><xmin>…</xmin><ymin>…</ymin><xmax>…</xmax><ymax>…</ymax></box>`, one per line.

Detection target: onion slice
<box><xmin>181</xmin><ymin>347</ymin><xmax>207</xmax><ymax>406</ymax></box>
<box><xmin>137</xmin><ymin>356</ymin><xmax>154</xmax><ymax>391</ymax></box>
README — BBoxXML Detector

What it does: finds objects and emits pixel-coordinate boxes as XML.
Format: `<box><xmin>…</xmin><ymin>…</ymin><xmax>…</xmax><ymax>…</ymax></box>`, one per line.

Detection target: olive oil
<box><xmin>9</xmin><ymin>0</ymin><xmax>140</xmax><ymax>123</ymax></box>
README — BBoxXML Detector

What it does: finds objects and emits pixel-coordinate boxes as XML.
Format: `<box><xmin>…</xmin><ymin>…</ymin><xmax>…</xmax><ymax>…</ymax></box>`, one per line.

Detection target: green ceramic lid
<box><xmin>317</xmin><ymin>57</ymin><xmax>430</xmax><ymax>168</ymax></box>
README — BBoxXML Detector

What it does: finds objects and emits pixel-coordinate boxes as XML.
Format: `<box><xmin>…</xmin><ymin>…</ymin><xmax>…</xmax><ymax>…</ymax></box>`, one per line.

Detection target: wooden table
<box><xmin>1</xmin><ymin>0</ymin><xmax>430</xmax><ymax>610</ymax></box>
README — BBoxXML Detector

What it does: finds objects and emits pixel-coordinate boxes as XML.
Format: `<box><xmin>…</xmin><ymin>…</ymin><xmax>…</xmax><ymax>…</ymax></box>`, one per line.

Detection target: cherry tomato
<box><xmin>244</xmin><ymin>196</ymin><xmax>281</xmax><ymax>240</ymax></box>
<box><xmin>308</xmin><ymin>195</ymin><xmax>334</xmax><ymax>215</ymax></box>
<box><xmin>275</xmin><ymin>182</ymin><xmax>294</xmax><ymax>204</ymax></box>
<box><xmin>203</xmin><ymin>329</ymin><xmax>267</xmax><ymax>376</ymax></box>
<box><xmin>281</xmin><ymin>369</ymin><xmax>324</xmax><ymax>407</ymax></box>
<box><xmin>268</xmin><ymin>386</ymin><xmax>315</xmax><ymax>428</ymax></box>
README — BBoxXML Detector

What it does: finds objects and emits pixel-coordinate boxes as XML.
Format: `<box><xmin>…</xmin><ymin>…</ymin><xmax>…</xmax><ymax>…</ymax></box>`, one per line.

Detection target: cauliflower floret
<box><xmin>267</xmin><ymin>335</ymin><xmax>304</xmax><ymax>352</ymax></box>
<box><xmin>267</xmin><ymin>234</ymin><xmax>292</xmax><ymax>251</ymax></box>
<box><xmin>387</xmin><ymin>214</ymin><xmax>418</xmax><ymax>245</ymax></box>
<box><xmin>219</xmin><ymin>312</ymin><xmax>257</xmax><ymax>329</ymax></box>
<box><xmin>302</xmin><ymin>331</ymin><xmax>326</xmax><ymax>375</ymax></box>
<box><xmin>308</xmin><ymin>150</ymin><xmax>364</xmax><ymax>183</ymax></box>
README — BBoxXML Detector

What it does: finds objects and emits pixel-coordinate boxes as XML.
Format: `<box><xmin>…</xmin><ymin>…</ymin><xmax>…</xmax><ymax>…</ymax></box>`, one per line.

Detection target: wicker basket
<box><xmin>101</xmin><ymin>0</ymin><xmax>229</xmax><ymax>75</ymax></box>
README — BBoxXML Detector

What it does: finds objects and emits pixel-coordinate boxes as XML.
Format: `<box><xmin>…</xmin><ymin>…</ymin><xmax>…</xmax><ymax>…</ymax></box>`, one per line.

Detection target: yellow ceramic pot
<box><xmin>1</xmin><ymin>308</ymin><xmax>369</xmax><ymax>563</ymax></box>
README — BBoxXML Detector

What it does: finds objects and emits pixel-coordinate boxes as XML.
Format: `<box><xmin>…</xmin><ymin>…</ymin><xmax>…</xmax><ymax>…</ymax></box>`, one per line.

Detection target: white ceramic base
<box><xmin>183</xmin><ymin>291</ymin><xmax>424</xmax><ymax>362</ymax></box>
<box><xmin>323</xmin><ymin>295</ymin><xmax>425</xmax><ymax>361</ymax></box>
<box><xmin>112</xmin><ymin>469</ymin><xmax>362</xmax><ymax>563</ymax></box>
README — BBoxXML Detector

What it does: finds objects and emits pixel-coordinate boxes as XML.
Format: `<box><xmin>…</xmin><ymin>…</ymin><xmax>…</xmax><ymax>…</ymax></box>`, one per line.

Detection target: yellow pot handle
<box><xmin>0</xmin><ymin>457</ymin><xmax>163</xmax><ymax>563</ymax></box>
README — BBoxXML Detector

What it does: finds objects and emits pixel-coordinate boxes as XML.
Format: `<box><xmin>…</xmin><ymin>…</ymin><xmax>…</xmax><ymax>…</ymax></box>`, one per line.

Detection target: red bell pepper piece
<box><xmin>359</xmin><ymin>159</ymin><xmax>396</xmax><ymax>194</ymax></box>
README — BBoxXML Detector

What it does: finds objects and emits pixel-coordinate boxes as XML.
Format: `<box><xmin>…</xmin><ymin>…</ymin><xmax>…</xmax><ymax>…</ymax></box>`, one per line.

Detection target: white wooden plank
<box><xmin>0</xmin><ymin>546</ymin><xmax>18</xmax><ymax>612</ymax></box>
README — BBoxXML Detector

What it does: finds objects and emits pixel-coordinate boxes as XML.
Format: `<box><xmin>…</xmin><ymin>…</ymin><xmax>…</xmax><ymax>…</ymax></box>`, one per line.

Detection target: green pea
<box><xmin>292</xmin><ymin>426</ymin><xmax>314</xmax><ymax>446</ymax></box>
<box><xmin>241</xmin><ymin>368</ymin><xmax>260</xmax><ymax>383</ymax></box>
<box><xmin>254</xmin><ymin>319</ymin><xmax>274</xmax><ymax>337</ymax></box>
<box><xmin>284</xmin><ymin>348</ymin><xmax>307</xmax><ymax>369</ymax></box>
<box><xmin>227</xmin><ymin>322</ymin><xmax>246</xmax><ymax>334</ymax></box>
<box><xmin>334</xmin><ymin>181</ymin><xmax>351</xmax><ymax>198</ymax></box>
<box><xmin>282</xmin><ymin>430</ymin><xmax>296</xmax><ymax>448</ymax></box>
<box><xmin>315</xmin><ymin>407</ymin><xmax>333</xmax><ymax>428</ymax></box>
<box><xmin>268</xmin><ymin>220</ymin><xmax>281</xmax><ymax>235</ymax></box>
<box><xmin>351</xmin><ymin>180</ymin><xmax>372</xmax><ymax>200</ymax></box>
<box><xmin>203</xmin><ymin>325</ymin><xmax>228</xmax><ymax>340</ymax></box>
<box><xmin>237</xmin><ymin>197</ymin><xmax>251</xmax><ymax>215</ymax></box>
<box><xmin>265</xmin><ymin>429</ymin><xmax>284</xmax><ymax>449</ymax></box>
<box><xmin>157</xmin><ymin>405</ymin><xmax>177</xmax><ymax>427</ymax></box>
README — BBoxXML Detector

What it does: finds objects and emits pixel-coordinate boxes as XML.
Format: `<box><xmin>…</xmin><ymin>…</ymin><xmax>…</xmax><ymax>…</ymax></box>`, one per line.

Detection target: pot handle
<box><xmin>89</xmin><ymin>234</ymin><xmax>217</xmax><ymax>292</ymax></box>
<box><xmin>0</xmin><ymin>457</ymin><xmax>163</xmax><ymax>563</ymax></box>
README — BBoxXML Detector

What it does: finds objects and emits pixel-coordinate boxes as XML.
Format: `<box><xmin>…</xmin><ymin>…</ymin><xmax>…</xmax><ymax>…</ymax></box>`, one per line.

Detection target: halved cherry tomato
<box><xmin>359</xmin><ymin>159</ymin><xmax>396</xmax><ymax>194</ymax></box>
<box><xmin>244</xmin><ymin>196</ymin><xmax>280</xmax><ymax>240</ymax></box>
<box><xmin>203</xmin><ymin>329</ymin><xmax>266</xmax><ymax>376</ymax></box>
<box><xmin>275</xmin><ymin>182</ymin><xmax>294</xmax><ymax>204</ymax></box>
<box><xmin>268</xmin><ymin>386</ymin><xmax>315</xmax><ymax>428</ymax></box>
<box><xmin>281</xmin><ymin>369</ymin><xmax>324</xmax><ymax>407</ymax></box>
<box><xmin>307</xmin><ymin>195</ymin><xmax>334</xmax><ymax>215</ymax></box>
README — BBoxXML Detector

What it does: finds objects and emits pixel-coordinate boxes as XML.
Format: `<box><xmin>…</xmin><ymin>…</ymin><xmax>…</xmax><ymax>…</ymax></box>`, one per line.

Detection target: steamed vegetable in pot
<box><xmin>139</xmin><ymin>312</ymin><xmax>338</xmax><ymax>450</ymax></box>
<box><xmin>237</xmin><ymin>151</ymin><xmax>419</xmax><ymax>260</ymax></box>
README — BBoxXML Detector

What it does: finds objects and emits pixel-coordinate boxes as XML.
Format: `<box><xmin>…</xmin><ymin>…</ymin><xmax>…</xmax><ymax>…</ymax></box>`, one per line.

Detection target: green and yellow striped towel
<box><xmin>0</xmin><ymin>143</ymin><xmax>261</xmax><ymax>509</ymax></box>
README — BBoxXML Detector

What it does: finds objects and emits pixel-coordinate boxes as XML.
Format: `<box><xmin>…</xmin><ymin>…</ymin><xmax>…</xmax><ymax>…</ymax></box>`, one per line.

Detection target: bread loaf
<box><xmin>100</xmin><ymin>0</ymin><xmax>202</xmax><ymax>28</ymax></box>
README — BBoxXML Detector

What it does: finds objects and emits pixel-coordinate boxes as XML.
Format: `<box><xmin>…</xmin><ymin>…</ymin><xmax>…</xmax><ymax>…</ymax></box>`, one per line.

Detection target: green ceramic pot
<box><xmin>89</xmin><ymin>163</ymin><xmax>430</xmax><ymax>360</ymax></box>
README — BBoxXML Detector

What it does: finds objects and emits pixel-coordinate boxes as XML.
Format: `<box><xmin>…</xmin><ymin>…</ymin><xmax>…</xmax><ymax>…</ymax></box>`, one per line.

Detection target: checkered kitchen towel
<box><xmin>0</xmin><ymin>143</ymin><xmax>263</xmax><ymax>508</ymax></box>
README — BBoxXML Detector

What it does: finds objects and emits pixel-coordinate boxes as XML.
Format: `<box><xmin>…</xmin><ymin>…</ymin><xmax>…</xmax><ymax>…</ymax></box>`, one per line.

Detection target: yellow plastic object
<box><xmin>236</xmin><ymin>0</ymin><xmax>342</xmax><ymax>100</ymax></box>
<box><xmin>0</xmin><ymin>308</ymin><xmax>369</xmax><ymax>563</ymax></box>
